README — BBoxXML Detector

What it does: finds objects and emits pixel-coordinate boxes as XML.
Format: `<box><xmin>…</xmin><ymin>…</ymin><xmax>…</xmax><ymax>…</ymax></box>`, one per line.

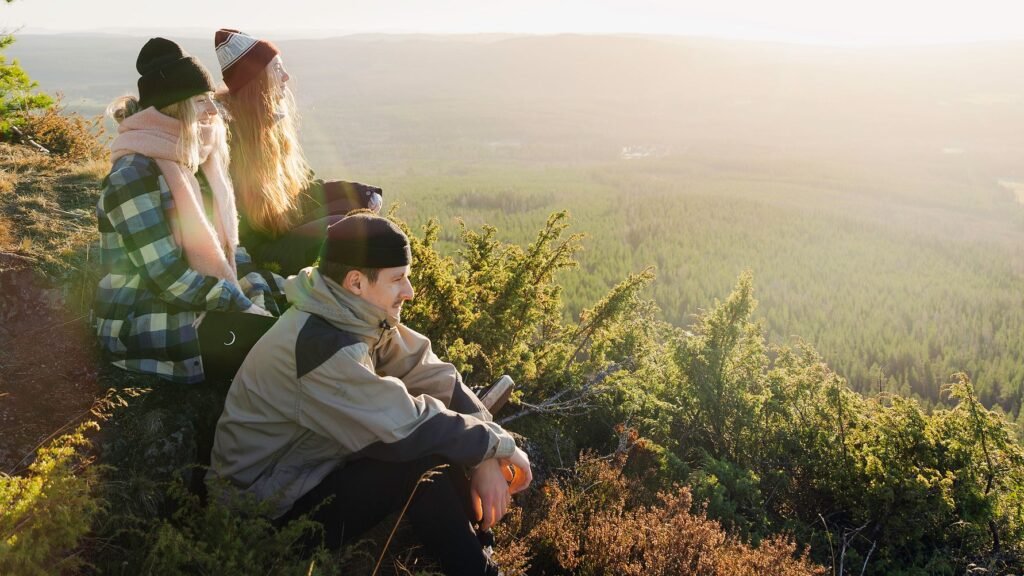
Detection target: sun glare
<box><xmin>3</xmin><ymin>0</ymin><xmax>1024</xmax><ymax>45</ymax></box>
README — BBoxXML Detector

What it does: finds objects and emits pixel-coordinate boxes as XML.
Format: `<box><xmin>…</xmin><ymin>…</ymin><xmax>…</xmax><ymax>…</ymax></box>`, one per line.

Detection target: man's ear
<box><xmin>343</xmin><ymin>269</ymin><xmax>364</xmax><ymax>295</ymax></box>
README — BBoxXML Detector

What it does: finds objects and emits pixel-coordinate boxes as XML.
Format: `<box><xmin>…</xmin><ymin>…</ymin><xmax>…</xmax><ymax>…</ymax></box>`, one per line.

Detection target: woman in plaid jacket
<box><xmin>95</xmin><ymin>38</ymin><xmax>278</xmax><ymax>384</ymax></box>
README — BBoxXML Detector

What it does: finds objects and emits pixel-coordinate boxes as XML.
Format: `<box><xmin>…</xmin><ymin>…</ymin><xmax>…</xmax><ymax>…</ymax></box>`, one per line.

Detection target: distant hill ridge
<box><xmin>10</xmin><ymin>33</ymin><xmax>1024</xmax><ymax>169</ymax></box>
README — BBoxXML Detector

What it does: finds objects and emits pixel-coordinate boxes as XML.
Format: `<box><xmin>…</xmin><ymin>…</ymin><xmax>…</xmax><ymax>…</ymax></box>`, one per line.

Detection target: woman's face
<box><xmin>266</xmin><ymin>56</ymin><xmax>291</xmax><ymax>121</ymax></box>
<box><xmin>194</xmin><ymin>93</ymin><xmax>218</xmax><ymax>126</ymax></box>
<box><xmin>267</xmin><ymin>56</ymin><xmax>290</xmax><ymax>88</ymax></box>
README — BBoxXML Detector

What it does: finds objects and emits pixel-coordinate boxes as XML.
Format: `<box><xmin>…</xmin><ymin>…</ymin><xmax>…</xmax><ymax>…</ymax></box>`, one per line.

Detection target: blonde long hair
<box><xmin>107</xmin><ymin>95</ymin><xmax>204</xmax><ymax>172</ymax></box>
<box><xmin>222</xmin><ymin>68</ymin><xmax>312</xmax><ymax>236</ymax></box>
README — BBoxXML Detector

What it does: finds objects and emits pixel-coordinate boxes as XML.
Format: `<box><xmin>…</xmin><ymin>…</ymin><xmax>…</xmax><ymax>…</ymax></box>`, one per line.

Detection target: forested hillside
<box><xmin>12</xmin><ymin>33</ymin><xmax>1022</xmax><ymax>414</ymax></box>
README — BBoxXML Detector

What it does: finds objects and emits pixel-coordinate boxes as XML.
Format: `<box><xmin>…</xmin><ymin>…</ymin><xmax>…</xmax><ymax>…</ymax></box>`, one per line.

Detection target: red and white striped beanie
<box><xmin>214</xmin><ymin>28</ymin><xmax>281</xmax><ymax>93</ymax></box>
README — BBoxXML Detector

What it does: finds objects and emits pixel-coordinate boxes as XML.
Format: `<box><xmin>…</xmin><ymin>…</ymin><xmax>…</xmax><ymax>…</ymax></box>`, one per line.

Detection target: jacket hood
<box><xmin>285</xmin><ymin>267</ymin><xmax>399</xmax><ymax>341</ymax></box>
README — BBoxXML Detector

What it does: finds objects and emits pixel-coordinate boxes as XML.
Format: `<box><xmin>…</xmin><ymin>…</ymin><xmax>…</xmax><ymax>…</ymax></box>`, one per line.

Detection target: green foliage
<box><xmin>645</xmin><ymin>275</ymin><xmax>1024</xmax><ymax>574</ymax></box>
<box><xmin>0</xmin><ymin>36</ymin><xmax>54</xmax><ymax>133</ymax></box>
<box><xmin>689</xmin><ymin>456</ymin><xmax>768</xmax><ymax>537</ymax></box>
<box><xmin>675</xmin><ymin>272</ymin><xmax>766</xmax><ymax>462</ymax></box>
<box><xmin>398</xmin><ymin>210</ymin><xmax>660</xmax><ymax>430</ymax></box>
<box><xmin>0</xmin><ymin>22</ymin><xmax>99</xmax><ymax>159</ymax></box>
<box><xmin>0</xmin><ymin>423</ymin><xmax>101</xmax><ymax>576</ymax></box>
<box><xmin>401</xmin><ymin>210</ymin><xmax>584</xmax><ymax>384</ymax></box>
<box><xmin>383</xmin><ymin>210</ymin><xmax>1024</xmax><ymax>573</ymax></box>
<box><xmin>389</xmin><ymin>161</ymin><xmax>1024</xmax><ymax>419</ymax></box>
<box><xmin>105</xmin><ymin>479</ymin><xmax>350</xmax><ymax>576</ymax></box>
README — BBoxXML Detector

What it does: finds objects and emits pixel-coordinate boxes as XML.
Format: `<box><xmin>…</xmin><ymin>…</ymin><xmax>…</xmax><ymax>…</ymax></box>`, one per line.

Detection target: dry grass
<box><xmin>0</xmin><ymin>215</ymin><xmax>13</xmax><ymax>249</ymax></box>
<box><xmin>0</xmin><ymin>142</ymin><xmax>102</xmax><ymax>291</ymax></box>
<box><xmin>0</xmin><ymin>170</ymin><xmax>15</xmax><ymax>196</ymax></box>
<box><xmin>67</xmin><ymin>156</ymin><xmax>110</xmax><ymax>182</ymax></box>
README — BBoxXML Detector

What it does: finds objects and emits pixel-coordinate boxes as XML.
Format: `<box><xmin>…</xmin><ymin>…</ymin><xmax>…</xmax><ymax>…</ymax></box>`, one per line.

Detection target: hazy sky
<box><xmin>4</xmin><ymin>0</ymin><xmax>1024</xmax><ymax>45</ymax></box>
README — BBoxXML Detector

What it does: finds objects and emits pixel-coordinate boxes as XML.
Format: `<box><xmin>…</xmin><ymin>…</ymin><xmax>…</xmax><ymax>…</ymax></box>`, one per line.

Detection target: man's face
<box><xmin>355</xmin><ymin>265</ymin><xmax>415</xmax><ymax>323</ymax></box>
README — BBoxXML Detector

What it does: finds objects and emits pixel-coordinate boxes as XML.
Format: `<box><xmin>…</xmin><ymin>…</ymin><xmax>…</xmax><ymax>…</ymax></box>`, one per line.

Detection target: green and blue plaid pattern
<box><xmin>95</xmin><ymin>153</ymin><xmax>280</xmax><ymax>383</ymax></box>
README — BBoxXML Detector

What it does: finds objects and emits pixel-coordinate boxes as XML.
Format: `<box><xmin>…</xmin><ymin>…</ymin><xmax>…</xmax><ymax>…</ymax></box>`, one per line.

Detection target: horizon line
<box><xmin>12</xmin><ymin>27</ymin><xmax>1024</xmax><ymax>48</ymax></box>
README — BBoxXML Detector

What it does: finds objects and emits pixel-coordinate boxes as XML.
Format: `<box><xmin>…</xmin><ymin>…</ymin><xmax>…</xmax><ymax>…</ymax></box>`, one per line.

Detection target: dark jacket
<box><xmin>238</xmin><ymin>179</ymin><xmax>383</xmax><ymax>274</ymax></box>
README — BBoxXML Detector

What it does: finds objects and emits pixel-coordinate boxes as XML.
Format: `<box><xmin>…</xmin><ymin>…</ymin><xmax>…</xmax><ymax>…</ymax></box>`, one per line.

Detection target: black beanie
<box><xmin>136</xmin><ymin>37</ymin><xmax>215</xmax><ymax>111</ymax></box>
<box><xmin>319</xmin><ymin>213</ymin><xmax>411</xmax><ymax>269</ymax></box>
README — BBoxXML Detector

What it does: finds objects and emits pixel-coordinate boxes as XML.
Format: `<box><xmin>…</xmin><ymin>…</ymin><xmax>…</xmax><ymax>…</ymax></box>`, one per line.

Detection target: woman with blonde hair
<box><xmin>215</xmin><ymin>29</ymin><xmax>383</xmax><ymax>274</ymax></box>
<box><xmin>95</xmin><ymin>37</ymin><xmax>278</xmax><ymax>384</ymax></box>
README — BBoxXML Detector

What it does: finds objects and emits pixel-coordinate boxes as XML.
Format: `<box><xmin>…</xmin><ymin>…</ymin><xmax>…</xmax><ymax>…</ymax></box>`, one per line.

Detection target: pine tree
<box><xmin>1</xmin><ymin>2</ymin><xmax>54</xmax><ymax>133</ymax></box>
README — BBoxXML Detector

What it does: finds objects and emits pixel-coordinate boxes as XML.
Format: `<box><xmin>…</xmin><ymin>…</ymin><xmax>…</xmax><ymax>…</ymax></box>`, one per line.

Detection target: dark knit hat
<box><xmin>215</xmin><ymin>28</ymin><xmax>281</xmax><ymax>93</ymax></box>
<box><xmin>319</xmin><ymin>213</ymin><xmax>411</xmax><ymax>270</ymax></box>
<box><xmin>136</xmin><ymin>37</ymin><xmax>215</xmax><ymax>111</ymax></box>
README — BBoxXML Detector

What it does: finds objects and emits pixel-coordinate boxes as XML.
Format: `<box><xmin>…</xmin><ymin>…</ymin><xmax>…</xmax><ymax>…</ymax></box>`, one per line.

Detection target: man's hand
<box><xmin>470</xmin><ymin>448</ymin><xmax>533</xmax><ymax>530</ymax></box>
<box><xmin>471</xmin><ymin>459</ymin><xmax>510</xmax><ymax>531</ymax></box>
<box><xmin>501</xmin><ymin>447</ymin><xmax>533</xmax><ymax>494</ymax></box>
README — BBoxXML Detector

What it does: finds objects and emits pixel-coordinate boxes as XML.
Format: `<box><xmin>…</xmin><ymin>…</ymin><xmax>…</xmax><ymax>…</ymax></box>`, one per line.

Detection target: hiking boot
<box><xmin>484</xmin><ymin>560</ymin><xmax>504</xmax><ymax>576</ymax></box>
<box><xmin>476</xmin><ymin>375</ymin><xmax>514</xmax><ymax>415</ymax></box>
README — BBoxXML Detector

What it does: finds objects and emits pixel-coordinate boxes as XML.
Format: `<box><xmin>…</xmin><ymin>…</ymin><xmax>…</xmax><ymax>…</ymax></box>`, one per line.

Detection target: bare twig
<box><xmin>49</xmin><ymin>207</ymin><xmax>92</xmax><ymax>220</ymax></box>
<box><xmin>554</xmin><ymin>429</ymin><xmax>564</xmax><ymax>468</ymax></box>
<box><xmin>498</xmin><ymin>361</ymin><xmax>626</xmax><ymax>426</ymax></box>
<box><xmin>7</xmin><ymin>387</ymin><xmax>148</xmax><ymax>475</ymax></box>
<box><xmin>19</xmin><ymin>314</ymin><xmax>89</xmax><ymax>339</ymax></box>
<box><xmin>9</xmin><ymin>125</ymin><xmax>50</xmax><ymax>154</ymax></box>
<box><xmin>818</xmin><ymin>514</ymin><xmax>836</xmax><ymax>576</ymax></box>
<box><xmin>0</xmin><ymin>251</ymin><xmax>38</xmax><ymax>263</ymax></box>
<box><xmin>838</xmin><ymin>521</ymin><xmax>870</xmax><ymax>576</ymax></box>
<box><xmin>859</xmin><ymin>540</ymin><xmax>877</xmax><ymax>576</ymax></box>
<box><xmin>371</xmin><ymin>464</ymin><xmax>449</xmax><ymax>576</ymax></box>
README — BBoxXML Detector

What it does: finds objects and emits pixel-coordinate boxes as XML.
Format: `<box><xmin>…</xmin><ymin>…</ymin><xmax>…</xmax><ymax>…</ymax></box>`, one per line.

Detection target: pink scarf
<box><xmin>110</xmin><ymin>107</ymin><xmax>240</xmax><ymax>287</ymax></box>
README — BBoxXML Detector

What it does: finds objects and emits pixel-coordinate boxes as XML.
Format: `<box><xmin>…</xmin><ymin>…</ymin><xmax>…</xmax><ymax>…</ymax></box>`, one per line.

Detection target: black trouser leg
<box><xmin>282</xmin><ymin>456</ymin><xmax>491</xmax><ymax>576</ymax></box>
<box><xmin>404</xmin><ymin>462</ymin><xmax>491</xmax><ymax>576</ymax></box>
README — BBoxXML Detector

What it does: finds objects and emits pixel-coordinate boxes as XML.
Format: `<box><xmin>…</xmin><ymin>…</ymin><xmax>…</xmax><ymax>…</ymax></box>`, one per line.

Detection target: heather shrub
<box><xmin>517</xmin><ymin>451</ymin><xmax>824</xmax><ymax>575</ymax></box>
<box><xmin>17</xmin><ymin>99</ymin><xmax>106</xmax><ymax>161</ymax></box>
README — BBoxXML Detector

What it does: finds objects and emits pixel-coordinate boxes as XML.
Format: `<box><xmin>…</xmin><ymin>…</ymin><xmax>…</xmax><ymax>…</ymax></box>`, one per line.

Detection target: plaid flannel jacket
<box><xmin>95</xmin><ymin>153</ymin><xmax>280</xmax><ymax>384</ymax></box>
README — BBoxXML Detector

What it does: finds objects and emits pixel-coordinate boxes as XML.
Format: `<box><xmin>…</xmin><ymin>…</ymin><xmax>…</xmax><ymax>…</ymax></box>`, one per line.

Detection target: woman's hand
<box><xmin>243</xmin><ymin>303</ymin><xmax>273</xmax><ymax>317</ymax></box>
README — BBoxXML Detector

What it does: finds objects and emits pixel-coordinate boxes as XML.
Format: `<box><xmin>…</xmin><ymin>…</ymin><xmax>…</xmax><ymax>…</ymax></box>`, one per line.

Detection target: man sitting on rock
<box><xmin>208</xmin><ymin>212</ymin><xmax>531</xmax><ymax>576</ymax></box>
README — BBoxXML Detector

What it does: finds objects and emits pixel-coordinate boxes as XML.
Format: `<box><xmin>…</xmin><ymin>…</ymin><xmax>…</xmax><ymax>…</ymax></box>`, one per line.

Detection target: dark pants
<box><xmin>281</xmin><ymin>456</ymin><xmax>495</xmax><ymax>576</ymax></box>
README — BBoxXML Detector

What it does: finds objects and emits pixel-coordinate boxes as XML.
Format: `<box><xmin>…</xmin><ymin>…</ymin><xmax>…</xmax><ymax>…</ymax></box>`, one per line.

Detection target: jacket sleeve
<box><xmin>101</xmin><ymin>158</ymin><xmax>253</xmax><ymax>312</ymax></box>
<box><xmin>297</xmin><ymin>344</ymin><xmax>517</xmax><ymax>466</ymax></box>
<box><xmin>376</xmin><ymin>323</ymin><xmax>493</xmax><ymax>421</ymax></box>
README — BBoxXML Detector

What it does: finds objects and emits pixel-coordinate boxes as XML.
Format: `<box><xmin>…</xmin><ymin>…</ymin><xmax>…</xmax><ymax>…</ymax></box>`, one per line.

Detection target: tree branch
<box><xmin>498</xmin><ymin>362</ymin><xmax>626</xmax><ymax>425</ymax></box>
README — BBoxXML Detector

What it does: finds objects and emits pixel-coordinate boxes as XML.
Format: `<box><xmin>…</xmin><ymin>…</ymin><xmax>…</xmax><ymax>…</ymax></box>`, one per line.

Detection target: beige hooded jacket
<box><xmin>208</xmin><ymin>267</ymin><xmax>517</xmax><ymax>518</ymax></box>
